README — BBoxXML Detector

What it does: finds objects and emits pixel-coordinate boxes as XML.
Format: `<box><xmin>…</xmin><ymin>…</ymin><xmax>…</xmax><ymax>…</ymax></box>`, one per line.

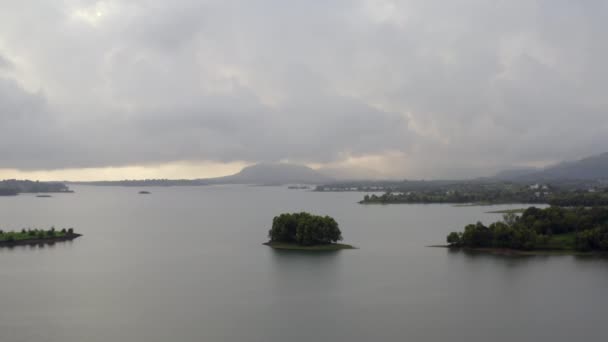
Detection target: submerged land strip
<box><xmin>484</xmin><ymin>208</ymin><xmax>527</xmax><ymax>214</ymax></box>
<box><xmin>263</xmin><ymin>241</ymin><xmax>355</xmax><ymax>251</ymax></box>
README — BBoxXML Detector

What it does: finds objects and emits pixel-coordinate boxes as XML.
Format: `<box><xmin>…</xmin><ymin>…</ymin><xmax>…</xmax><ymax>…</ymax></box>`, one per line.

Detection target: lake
<box><xmin>0</xmin><ymin>185</ymin><xmax>606</xmax><ymax>341</ymax></box>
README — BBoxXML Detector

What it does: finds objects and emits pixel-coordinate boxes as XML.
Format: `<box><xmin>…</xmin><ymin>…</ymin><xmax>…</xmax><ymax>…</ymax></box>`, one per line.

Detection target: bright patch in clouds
<box><xmin>71</xmin><ymin>1</ymin><xmax>113</xmax><ymax>26</ymax></box>
<box><xmin>0</xmin><ymin>161</ymin><xmax>249</xmax><ymax>182</ymax></box>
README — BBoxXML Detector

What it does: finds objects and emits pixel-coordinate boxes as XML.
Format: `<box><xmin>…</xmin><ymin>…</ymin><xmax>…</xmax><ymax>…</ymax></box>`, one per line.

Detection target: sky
<box><xmin>1</xmin><ymin>0</ymin><xmax>607</xmax><ymax>181</ymax></box>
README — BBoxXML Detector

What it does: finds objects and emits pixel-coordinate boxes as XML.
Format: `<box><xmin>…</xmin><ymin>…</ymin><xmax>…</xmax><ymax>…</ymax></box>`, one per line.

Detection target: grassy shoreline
<box><xmin>263</xmin><ymin>241</ymin><xmax>356</xmax><ymax>251</ymax></box>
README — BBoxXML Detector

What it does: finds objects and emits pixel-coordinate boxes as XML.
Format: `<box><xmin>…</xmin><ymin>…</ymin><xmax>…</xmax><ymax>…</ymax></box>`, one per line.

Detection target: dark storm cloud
<box><xmin>0</xmin><ymin>0</ymin><xmax>607</xmax><ymax>177</ymax></box>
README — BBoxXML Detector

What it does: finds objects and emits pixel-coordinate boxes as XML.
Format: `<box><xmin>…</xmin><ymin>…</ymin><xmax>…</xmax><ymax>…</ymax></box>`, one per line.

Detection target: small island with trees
<box><xmin>442</xmin><ymin>206</ymin><xmax>608</xmax><ymax>254</ymax></box>
<box><xmin>0</xmin><ymin>227</ymin><xmax>81</xmax><ymax>247</ymax></box>
<box><xmin>0</xmin><ymin>180</ymin><xmax>74</xmax><ymax>196</ymax></box>
<box><xmin>264</xmin><ymin>212</ymin><xmax>355</xmax><ymax>251</ymax></box>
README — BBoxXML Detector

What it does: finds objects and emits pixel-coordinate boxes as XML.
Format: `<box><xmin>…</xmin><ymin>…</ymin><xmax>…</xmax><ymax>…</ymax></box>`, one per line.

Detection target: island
<box><xmin>442</xmin><ymin>206</ymin><xmax>608</xmax><ymax>254</ymax></box>
<box><xmin>0</xmin><ymin>180</ymin><xmax>73</xmax><ymax>196</ymax></box>
<box><xmin>264</xmin><ymin>212</ymin><xmax>355</xmax><ymax>250</ymax></box>
<box><xmin>0</xmin><ymin>228</ymin><xmax>81</xmax><ymax>247</ymax></box>
<box><xmin>138</xmin><ymin>191</ymin><xmax>151</xmax><ymax>194</ymax></box>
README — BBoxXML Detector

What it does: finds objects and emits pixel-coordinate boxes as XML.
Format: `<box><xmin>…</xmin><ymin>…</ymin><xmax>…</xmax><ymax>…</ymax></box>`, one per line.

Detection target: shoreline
<box><xmin>263</xmin><ymin>241</ymin><xmax>356</xmax><ymax>251</ymax></box>
<box><xmin>0</xmin><ymin>233</ymin><xmax>82</xmax><ymax>247</ymax></box>
<box><xmin>359</xmin><ymin>201</ymin><xmax>543</xmax><ymax>206</ymax></box>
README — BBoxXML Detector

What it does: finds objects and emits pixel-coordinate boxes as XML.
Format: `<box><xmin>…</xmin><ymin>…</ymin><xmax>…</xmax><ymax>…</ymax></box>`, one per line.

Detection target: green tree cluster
<box><xmin>447</xmin><ymin>221</ymin><xmax>539</xmax><ymax>250</ymax></box>
<box><xmin>361</xmin><ymin>185</ymin><xmax>549</xmax><ymax>205</ymax></box>
<box><xmin>549</xmin><ymin>190</ymin><xmax>608</xmax><ymax>207</ymax></box>
<box><xmin>576</xmin><ymin>226</ymin><xmax>608</xmax><ymax>251</ymax></box>
<box><xmin>0</xmin><ymin>227</ymin><xmax>76</xmax><ymax>242</ymax></box>
<box><xmin>268</xmin><ymin>212</ymin><xmax>342</xmax><ymax>246</ymax></box>
<box><xmin>447</xmin><ymin>206</ymin><xmax>608</xmax><ymax>251</ymax></box>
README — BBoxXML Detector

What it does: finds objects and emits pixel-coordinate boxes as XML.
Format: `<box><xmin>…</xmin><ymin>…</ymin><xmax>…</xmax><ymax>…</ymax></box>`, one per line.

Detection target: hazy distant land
<box><xmin>0</xmin><ymin>180</ymin><xmax>73</xmax><ymax>196</ymax></box>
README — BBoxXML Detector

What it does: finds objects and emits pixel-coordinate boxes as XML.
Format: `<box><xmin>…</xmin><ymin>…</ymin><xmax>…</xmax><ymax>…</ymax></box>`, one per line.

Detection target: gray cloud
<box><xmin>0</xmin><ymin>0</ymin><xmax>607</xmax><ymax>177</ymax></box>
<box><xmin>0</xmin><ymin>55</ymin><xmax>12</xmax><ymax>70</ymax></box>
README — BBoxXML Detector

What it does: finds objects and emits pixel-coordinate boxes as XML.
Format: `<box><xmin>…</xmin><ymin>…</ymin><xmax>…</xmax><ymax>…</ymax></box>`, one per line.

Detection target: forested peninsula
<box><xmin>0</xmin><ymin>180</ymin><xmax>73</xmax><ymax>196</ymax></box>
<box><xmin>444</xmin><ymin>206</ymin><xmax>608</xmax><ymax>253</ymax></box>
<box><xmin>360</xmin><ymin>186</ymin><xmax>608</xmax><ymax>206</ymax></box>
<box><xmin>0</xmin><ymin>228</ymin><xmax>81</xmax><ymax>247</ymax></box>
<box><xmin>264</xmin><ymin>212</ymin><xmax>355</xmax><ymax>250</ymax></box>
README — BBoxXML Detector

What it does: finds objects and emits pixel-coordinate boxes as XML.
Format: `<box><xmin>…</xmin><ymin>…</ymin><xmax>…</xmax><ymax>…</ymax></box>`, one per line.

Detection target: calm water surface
<box><xmin>0</xmin><ymin>185</ymin><xmax>606</xmax><ymax>341</ymax></box>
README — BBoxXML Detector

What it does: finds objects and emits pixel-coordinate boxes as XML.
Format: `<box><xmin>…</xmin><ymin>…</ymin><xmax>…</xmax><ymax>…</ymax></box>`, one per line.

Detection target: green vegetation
<box><xmin>266</xmin><ymin>212</ymin><xmax>352</xmax><ymax>249</ymax></box>
<box><xmin>349</xmin><ymin>180</ymin><xmax>608</xmax><ymax>206</ymax></box>
<box><xmin>548</xmin><ymin>190</ymin><xmax>608</xmax><ymax>207</ymax></box>
<box><xmin>536</xmin><ymin>232</ymin><xmax>576</xmax><ymax>250</ymax></box>
<box><xmin>0</xmin><ymin>227</ymin><xmax>79</xmax><ymax>244</ymax></box>
<box><xmin>446</xmin><ymin>206</ymin><xmax>608</xmax><ymax>252</ymax></box>
<box><xmin>359</xmin><ymin>182</ymin><xmax>551</xmax><ymax>205</ymax></box>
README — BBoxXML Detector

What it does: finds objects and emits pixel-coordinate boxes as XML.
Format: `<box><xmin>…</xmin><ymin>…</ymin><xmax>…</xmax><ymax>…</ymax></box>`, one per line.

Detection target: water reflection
<box><xmin>448</xmin><ymin>247</ymin><xmax>608</xmax><ymax>261</ymax></box>
<box><xmin>267</xmin><ymin>249</ymin><xmax>343</xmax><ymax>296</ymax></box>
<box><xmin>268</xmin><ymin>249</ymin><xmax>342</xmax><ymax>275</ymax></box>
<box><xmin>0</xmin><ymin>239</ymin><xmax>75</xmax><ymax>254</ymax></box>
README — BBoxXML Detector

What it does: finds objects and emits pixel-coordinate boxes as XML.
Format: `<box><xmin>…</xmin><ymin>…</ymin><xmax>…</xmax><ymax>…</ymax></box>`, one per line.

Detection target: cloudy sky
<box><xmin>1</xmin><ymin>0</ymin><xmax>607</xmax><ymax>180</ymax></box>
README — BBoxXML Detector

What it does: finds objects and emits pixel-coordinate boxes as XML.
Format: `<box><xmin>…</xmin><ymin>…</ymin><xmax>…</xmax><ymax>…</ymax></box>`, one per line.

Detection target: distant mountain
<box><xmin>495</xmin><ymin>152</ymin><xmax>608</xmax><ymax>181</ymax></box>
<box><xmin>73</xmin><ymin>163</ymin><xmax>335</xmax><ymax>187</ymax></box>
<box><xmin>205</xmin><ymin>163</ymin><xmax>334</xmax><ymax>185</ymax></box>
<box><xmin>494</xmin><ymin>167</ymin><xmax>539</xmax><ymax>180</ymax></box>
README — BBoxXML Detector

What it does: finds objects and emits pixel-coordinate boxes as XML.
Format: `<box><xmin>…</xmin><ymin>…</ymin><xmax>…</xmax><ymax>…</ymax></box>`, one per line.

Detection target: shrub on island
<box><xmin>269</xmin><ymin>212</ymin><xmax>342</xmax><ymax>246</ymax></box>
<box><xmin>266</xmin><ymin>212</ymin><xmax>354</xmax><ymax>250</ymax></box>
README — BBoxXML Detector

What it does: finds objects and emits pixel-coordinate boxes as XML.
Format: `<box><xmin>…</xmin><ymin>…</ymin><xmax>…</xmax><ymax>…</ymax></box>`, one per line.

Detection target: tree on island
<box><xmin>268</xmin><ymin>212</ymin><xmax>343</xmax><ymax>246</ymax></box>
